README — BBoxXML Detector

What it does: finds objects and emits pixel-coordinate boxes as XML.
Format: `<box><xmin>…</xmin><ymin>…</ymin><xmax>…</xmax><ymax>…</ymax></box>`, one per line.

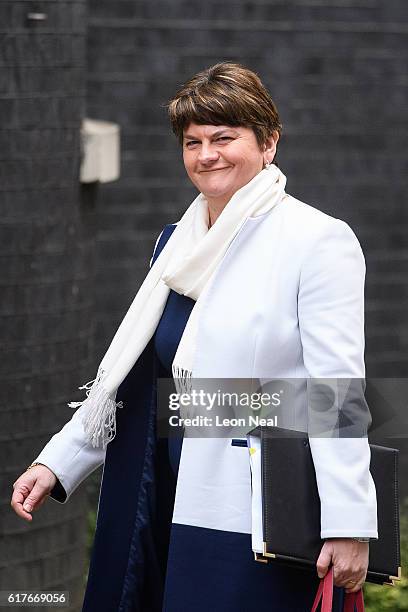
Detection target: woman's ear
<box><xmin>263</xmin><ymin>131</ymin><xmax>280</xmax><ymax>164</ymax></box>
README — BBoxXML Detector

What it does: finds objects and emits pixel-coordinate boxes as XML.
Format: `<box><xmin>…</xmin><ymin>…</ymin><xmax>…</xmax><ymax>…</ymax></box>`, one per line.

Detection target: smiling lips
<box><xmin>199</xmin><ymin>167</ymin><xmax>230</xmax><ymax>173</ymax></box>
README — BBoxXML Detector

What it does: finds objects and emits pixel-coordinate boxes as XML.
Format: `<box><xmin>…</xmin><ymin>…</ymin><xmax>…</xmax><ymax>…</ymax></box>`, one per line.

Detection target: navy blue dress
<box><xmin>152</xmin><ymin>288</ymin><xmax>195</xmax><ymax>580</ymax></box>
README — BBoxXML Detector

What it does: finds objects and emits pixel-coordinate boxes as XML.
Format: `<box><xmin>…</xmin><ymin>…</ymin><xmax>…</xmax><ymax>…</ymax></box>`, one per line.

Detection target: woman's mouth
<box><xmin>199</xmin><ymin>167</ymin><xmax>230</xmax><ymax>173</ymax></box>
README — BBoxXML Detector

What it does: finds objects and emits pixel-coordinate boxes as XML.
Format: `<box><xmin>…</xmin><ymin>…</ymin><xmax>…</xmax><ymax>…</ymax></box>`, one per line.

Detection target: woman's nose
<box><xmin>198</xmin><ymin>143</ymin><xmax>219</xmax><ymax>164</ymax></box>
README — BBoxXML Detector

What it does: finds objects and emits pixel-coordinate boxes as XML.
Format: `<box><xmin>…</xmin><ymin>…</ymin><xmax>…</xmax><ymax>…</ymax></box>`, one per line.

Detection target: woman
<box><xmin>11</xmin><ymin>62</ymin><xmax>377</xmax><ymax>611</ymax></box>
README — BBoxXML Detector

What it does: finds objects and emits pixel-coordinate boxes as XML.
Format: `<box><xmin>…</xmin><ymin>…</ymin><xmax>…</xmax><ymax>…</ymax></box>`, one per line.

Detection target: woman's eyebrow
<box><xmin>184</xmin><ymin>129</ymin><xmax>236</xmax><ymax>140</ymax></box>
<box><xmin>211</xmin><ymin>129</ymin><xmax>236</xmax><ymax>137</ymax></box>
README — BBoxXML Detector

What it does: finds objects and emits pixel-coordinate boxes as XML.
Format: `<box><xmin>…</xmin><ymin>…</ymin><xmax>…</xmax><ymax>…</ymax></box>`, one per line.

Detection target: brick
<box><xmin>366</xmin><ymin>356</ymin><xmax>408</xmax><ymax>378</ymax></box>
<box><xmin>366</xmin><ymin>303</ymin><xmax>408</xmax><ymax>329</ymax></box>
<box><xmin>0</xmin><ymin>66</ymin><xmax>84</xmax><ymax>96</ymax></box>
<box><xmin>2</xmin><ymin>339</ymin><xmax>94</xmax><ymax>379</ymax></box>
<box><xmin>0</xmin><ymin>251</ymin><xmax>90</xmax><ymax>283</ymax></box>
<box><xmin>0</xmin><ymin>309</ymin><xmax>91</xmax><ymax>345</ymax></box>
<box><xmin>0</xmin><ymin>98</ymin><xmax>17</xmax><ymax>127</ymax></box>
<box><xmin>71</xmin><ymin>2</ymin><xmax>88</xmax><ymax>32</ymax></box>
<box><xmin>0</xmin><ymin>187</ymin><xmax>74</xmax><ymax>217</ymax></box>
<box><xmin>0</xmin><ymin>158</ymin><xmax>77</xmax><ymax>189</ymax></box>
<box><xmin>0</xmin><ymin>34</ymin><xmax>74</xmax><ymax>66</ymax></box>
<box><xmin>0</xmin><ymin>279</ymin><xmax>92</xmax><ymax>315</ymax></box>
<box><xmin>0</xmin><ymin>221</ymin><xmax>74</xmax><ymax>255</ymax></box>
<box><xmin>366</xmin><ymin>331</ymin><xmax>408</xmax><ymax>353</ymax></box>
<box><xmin>0</xmin><ymin>368</ymin><xmax>91</xmax><ymax>410</ymax></box>
<box><xmin>0</xmin><ymin>128</ymin><xmax>79</xmax><ymax>160</ymax></box>
<box><xmin>98</xmin><ymin>183</ymin><xmax>196</xmax><ymax>210</ymax></box>
<box><xmin>11</xmin><ymin>97</ymin><xmax>84</xmax><ymax>129</ymax></box>
<box><xmin>113</xmin><ymin>128</ymin><xmax>178</xmax><ymax>154</ymax></box>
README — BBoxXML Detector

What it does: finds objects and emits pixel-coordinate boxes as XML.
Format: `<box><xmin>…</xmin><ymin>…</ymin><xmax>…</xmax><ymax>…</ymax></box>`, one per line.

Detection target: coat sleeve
<box><xmin>32</xmin><ymin>404</ymin><xmax>106</xmax><ymax>503</ymax></box>
<box><xmin>298</xmin><ymin>217</ymin><xmax>378</xmax><ymax>539</ymax></box>
<box><xmin>32</xmin><ymin>229</ymin><xmax>167</xmax><ymax>504</ymax></box>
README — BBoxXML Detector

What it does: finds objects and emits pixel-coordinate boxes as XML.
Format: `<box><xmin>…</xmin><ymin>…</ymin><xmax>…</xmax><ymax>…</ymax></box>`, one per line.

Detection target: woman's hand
<box><xmin>10</xmin><ymin>464</ymin><xmax>57</xmax><ymax>522</ymax></box>
<box><xmin>316</xmin><ymin>538</ymin><xmax>369</xmax><ymax>593</ymax></box>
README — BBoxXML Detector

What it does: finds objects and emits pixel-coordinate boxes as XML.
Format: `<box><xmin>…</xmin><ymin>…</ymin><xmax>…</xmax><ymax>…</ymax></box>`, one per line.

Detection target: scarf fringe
<box><xmin>172</xmin><ymin>365</ymin><xmax>193</xmax><ymax>420</ymax></box>
<box><xmin>172</xmin><ymin>365</ymin><xmax>193</xmax><ymax>394</ymax></box>
<box><xmin>68</xmin><ymin>369</ymin><xmax>123</xmax><ymax>449</ymax></box>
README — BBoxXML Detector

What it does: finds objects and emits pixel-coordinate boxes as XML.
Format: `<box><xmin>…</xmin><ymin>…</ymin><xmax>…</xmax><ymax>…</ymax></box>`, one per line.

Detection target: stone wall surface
<box><xmin>0</xmin><ymin>1</ymin><xmax>90</xmax><ymax>610</ymax></box>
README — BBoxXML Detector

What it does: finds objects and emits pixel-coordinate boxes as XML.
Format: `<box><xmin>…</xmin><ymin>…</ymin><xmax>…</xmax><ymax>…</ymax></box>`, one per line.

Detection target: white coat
<box><xmin>34</xmin><ymin>193</ymin><xmax>378</xmax><ymax>543</ymax></box>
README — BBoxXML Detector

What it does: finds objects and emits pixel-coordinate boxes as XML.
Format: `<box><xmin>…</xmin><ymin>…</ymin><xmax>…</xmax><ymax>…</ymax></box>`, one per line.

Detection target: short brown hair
<box><xmin>167</xmin><ymin>62</ymin><xmax>282</xmax><ymax>154</ymax></box>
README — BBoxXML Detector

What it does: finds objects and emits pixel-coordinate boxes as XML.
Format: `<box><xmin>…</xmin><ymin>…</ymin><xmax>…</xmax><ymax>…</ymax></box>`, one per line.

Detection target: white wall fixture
<box><xmin>80</xmin><ymin>119</ymin><xmax>120</xmax><ymax>183</ymax></box>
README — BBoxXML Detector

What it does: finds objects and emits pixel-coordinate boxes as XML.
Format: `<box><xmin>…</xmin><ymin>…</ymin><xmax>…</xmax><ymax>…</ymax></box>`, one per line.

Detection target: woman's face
<box><xmin>182</xmin><ymin>123</ymin><xmax>278</xmax><ymax>209</ymax></box>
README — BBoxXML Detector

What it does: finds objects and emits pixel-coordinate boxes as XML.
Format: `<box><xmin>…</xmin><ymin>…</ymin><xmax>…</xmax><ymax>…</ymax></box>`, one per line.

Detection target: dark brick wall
<box><xmin>0</xmin><ymin>1</ymin><xmax>90</xmax><ymax>609</ymax></box>
<box><xmin>86</xmin><ymin>0</ymin><xmax>408</xmax><ymax>381</ymax></box>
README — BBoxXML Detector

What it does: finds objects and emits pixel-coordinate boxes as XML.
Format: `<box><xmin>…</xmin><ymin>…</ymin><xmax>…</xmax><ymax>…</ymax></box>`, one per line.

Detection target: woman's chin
<box><xmin>199</xmin><ymin>180</ymin><xmax>235</xmax><ymax>200</ymax></box>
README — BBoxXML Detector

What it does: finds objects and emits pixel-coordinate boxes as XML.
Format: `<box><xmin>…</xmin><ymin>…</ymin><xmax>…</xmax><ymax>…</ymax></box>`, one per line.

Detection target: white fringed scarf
<box><xmin>69</xmin><ymin>164</ymin><xmax>287</xmax><ymax>448</ymax></box>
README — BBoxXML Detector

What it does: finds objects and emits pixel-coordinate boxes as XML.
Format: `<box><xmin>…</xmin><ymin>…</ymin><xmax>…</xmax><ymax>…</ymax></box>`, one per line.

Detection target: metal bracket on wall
<box><xmin>80</xmin><ymin>119</ymin><xmax>121</xmax><ymax>184</ymax></box>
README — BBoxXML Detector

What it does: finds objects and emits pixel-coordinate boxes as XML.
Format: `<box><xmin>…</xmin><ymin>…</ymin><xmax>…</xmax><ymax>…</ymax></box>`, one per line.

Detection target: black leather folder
<box><xmin>250</xmin><ymin>426</ymin><xmax>401</xmax><ymax>586</ymax></box>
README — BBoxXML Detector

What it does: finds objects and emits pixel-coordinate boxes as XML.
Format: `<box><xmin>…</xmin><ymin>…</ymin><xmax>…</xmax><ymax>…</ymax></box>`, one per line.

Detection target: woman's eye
<box><xmin>186</xmin><ymin>141</ymin><xmax>199</xmax><ymax>147</ymax></box>
<box><xmin>216</xmin><ymin>136</ymin><xmax>232</xmax><ymax>142</ymax></box>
